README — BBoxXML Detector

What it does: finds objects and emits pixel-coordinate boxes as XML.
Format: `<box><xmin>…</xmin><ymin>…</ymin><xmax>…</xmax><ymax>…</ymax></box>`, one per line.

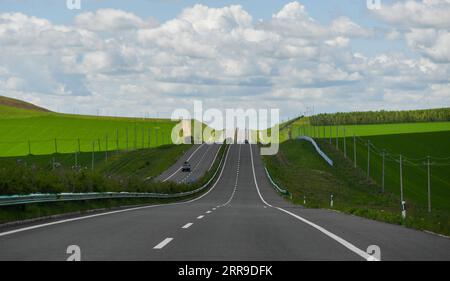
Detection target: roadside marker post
<box><xmin>330</xmin><ymin>194</ymin><xmax>334</xmax><ymax>208</ymax></box>
<box><xmin>303</xmin><ymin>195</ymin><xmax>306</xmax><ymax>205</ymax></box>
<box><xmin>401</xmin><ymin>201</ymin><xmax>406</xmax><ymax>219</ymax></box>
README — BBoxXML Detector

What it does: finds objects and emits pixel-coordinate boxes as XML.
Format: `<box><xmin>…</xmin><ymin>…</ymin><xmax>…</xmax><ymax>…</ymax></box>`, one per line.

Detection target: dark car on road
<box><xmin>182</xmin><ymin>161</ymin><xmax>191</xmax><ymax>172</ymax></box>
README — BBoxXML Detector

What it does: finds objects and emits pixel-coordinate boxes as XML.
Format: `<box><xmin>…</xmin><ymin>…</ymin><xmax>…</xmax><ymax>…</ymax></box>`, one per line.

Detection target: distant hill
<box><xmin>0</xmin><ymin>95</ymin><xmax>51</xmax><ymax>112</ymax></box>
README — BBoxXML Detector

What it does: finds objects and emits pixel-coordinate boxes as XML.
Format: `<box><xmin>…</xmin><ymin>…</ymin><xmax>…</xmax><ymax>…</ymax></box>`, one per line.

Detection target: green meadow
<box><xmin>0</xmin><ymin>105</ymin><xmax>178</xmax><ymax>157</ymax></box>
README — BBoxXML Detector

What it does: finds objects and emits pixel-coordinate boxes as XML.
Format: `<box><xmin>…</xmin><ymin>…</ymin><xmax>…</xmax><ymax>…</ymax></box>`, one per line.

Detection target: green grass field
<box><xmin>0</xmin><ymin>104</ymin><xmax>178</xmax><ymax>157</ymax></box>
<box><xmin>289</xmin><ymin>120</ymin><xmax>450</xmax><ymax>139</ymax></box>
<box><xmin>264</xmin><ymin>139</ymin><xmax>450</xmax><ymax>235</ymax></box>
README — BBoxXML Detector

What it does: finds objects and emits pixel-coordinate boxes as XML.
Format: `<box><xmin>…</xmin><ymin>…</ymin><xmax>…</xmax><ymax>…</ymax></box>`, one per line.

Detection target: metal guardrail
<box><xmin>264</xmin><ymin>167</ymin><xmax>290</xmax><ymax>196</ymax></box>
<box><xmin>0</xmin><ymin>144</ymin><xmax>229</xmax><ymax>207</ymax></box>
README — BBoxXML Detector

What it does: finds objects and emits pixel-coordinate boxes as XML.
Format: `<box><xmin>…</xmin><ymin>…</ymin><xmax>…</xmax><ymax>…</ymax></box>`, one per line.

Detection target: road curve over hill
<box><xmin>0</xmin><ymin>144</ymin><xmax>449</xmax><ymax>260</ymax></box>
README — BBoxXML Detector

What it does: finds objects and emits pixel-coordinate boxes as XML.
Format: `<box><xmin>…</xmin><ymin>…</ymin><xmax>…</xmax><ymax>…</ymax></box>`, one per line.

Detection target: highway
<box><xmin>0</xmin><ymin>144</ymin><xmax>449</xmax><ymax>260</ymax></box>
<box><xmin>155</xmin><ymin>143</ymin><xmax>221</xmax><ymax>184</ymax></box>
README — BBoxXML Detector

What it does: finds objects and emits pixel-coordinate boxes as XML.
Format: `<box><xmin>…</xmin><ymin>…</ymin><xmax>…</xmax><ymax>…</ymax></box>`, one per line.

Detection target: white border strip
<box><xmin>297</xmin><ymin>136</ymin><xmax>333</xmax><ymax>166</ymax></box>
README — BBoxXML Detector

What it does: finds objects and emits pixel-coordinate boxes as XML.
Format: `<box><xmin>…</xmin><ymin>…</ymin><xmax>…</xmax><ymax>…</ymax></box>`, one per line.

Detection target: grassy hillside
<box><xmin>264</xmin><ymin>140</ymin><xmax>450</xmax><ymax>235</ymax></box>
<box><xmin>289</xmin><ymin>121</ymin><xmax>450</xmax><ymax>139</ymax></box>
<box><xmin>0</xmin><ymin>96</ymin><xmax>50</xmax><ymax>112</ymax></box>
<box><xmin>0</xmin><ymin>97</ymin><xmax>178</xmax><ymax>157</ymax></box>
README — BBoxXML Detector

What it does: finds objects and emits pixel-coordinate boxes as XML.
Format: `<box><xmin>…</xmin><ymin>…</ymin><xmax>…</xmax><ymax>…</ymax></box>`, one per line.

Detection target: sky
<box><xmin>0</xmin><ymin>0</ymin><xmax>449</xmax><ymax>121</ymax></box>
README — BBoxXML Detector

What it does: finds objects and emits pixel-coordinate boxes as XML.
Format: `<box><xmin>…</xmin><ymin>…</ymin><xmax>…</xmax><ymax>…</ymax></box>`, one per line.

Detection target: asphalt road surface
<box><xmin>0</xmin><ymin>144</ymin><xmax>449</xmax><ymax>260</ymax></box>
<box><xmin>155</xmin><ymin>143</ymin><xmax>221</xmax><ymax>184</ymax></box>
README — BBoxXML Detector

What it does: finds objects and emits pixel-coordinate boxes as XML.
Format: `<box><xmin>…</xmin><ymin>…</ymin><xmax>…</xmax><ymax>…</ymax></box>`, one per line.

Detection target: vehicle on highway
<box><xmin>182</xmin><ymin>161</ymin><xmax>191</xmax><ymax>172</ymax></box>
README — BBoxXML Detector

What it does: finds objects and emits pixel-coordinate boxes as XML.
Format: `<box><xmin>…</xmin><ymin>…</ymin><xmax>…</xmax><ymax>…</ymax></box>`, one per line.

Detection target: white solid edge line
<box><xmin>248</xmin><ymin>144</ymin><xmax>375</xmax><ymax>261</ymax></box>
<box><xmin>153</xmin><ymin>238</ymin><xmax>173</xmax><ymax>249</ymax></box>
<box><xmin>197</xmin><ymin>215</ymin><xmax>204</xmax><ymax>219</ymax></box>
<box><xmin>182</xmin><ymin>223</ymin><xmax>193</xmax><ymax>229</ymax></box>
<box><xmin>162</xmin><ymin>167</ymin><xmax>182</xmax><ymax>183</ymax></box>
<box><xmin>162</xmin><ymin>143</ymin><xmax>205</xmax><ymax>182</ymax></box>
<box><xmin>208</xmin><ymin>144</ymin><xmax>221</xmax><ymax>171</ymax></box>
<box><xmin>0</xmin><ymin>145</ymin><xmax>232</xmax><ymax>238</ymax></box>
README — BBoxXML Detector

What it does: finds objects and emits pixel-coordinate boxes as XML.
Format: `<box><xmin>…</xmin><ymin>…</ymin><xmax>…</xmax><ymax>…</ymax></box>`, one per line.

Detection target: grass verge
<box><xmin>263</xmin><ymin>139</ymin><xmax>450</xmax><ymax>236</ymax></box>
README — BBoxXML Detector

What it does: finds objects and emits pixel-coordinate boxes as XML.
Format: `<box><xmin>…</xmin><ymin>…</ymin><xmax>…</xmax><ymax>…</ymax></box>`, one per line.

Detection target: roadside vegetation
<box><xmin>0</xmin><ymin>144</ymin><xmax>227</xmax><ymax>224</ymax></box>
<box><xmin>263</xmin><ymin>139</ymin><xmax>450</xmax><ymax>236</ymax></box>
<box><xmin>310</xmin><ymin>107</ymin><xmax>450</xmax><ymax>126</ymax></box>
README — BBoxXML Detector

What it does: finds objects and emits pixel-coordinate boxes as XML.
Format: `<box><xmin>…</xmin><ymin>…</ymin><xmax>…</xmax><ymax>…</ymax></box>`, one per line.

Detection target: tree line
<box><xmin>309</xmin><ymin>108</ymin><xmax>450</xmax><ymax>126</ymax></box>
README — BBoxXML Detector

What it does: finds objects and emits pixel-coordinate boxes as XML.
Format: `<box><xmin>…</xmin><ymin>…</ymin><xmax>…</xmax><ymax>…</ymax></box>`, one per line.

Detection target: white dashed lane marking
<box><xmin>153</xmin><ymin>238</ymin><xmax>173</xmax><ymax>249</ymax></box>
<box><xmin>182</xmin><ymin>223</ymin><xmax>193</xmax><ymax>229</ymax></box>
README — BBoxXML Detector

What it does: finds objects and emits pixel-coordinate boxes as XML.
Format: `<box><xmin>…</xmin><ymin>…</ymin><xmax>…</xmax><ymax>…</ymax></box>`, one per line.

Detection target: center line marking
<box><xmin>182</xmin><ymin>223</ymin><xmax>193</xmax><ymax>229</ymax></box>
<box><xmin>153</xmin><ymin>238</ymin><xmax>173</xmax><ymax>249</ymax></box>
<box><xmin>206</xmin><ymin>211</ymin><xmax>212</xmax><ymax>214</ymax></box>
<box><xmin>197</xmin><ymin>215</ymin><xmax>204</xmax><ymax>219</ymax></box>
<box><xmin>212</xmin><ymin>208</ymin><xmax>216</xmax><ymax>210</ymax></box>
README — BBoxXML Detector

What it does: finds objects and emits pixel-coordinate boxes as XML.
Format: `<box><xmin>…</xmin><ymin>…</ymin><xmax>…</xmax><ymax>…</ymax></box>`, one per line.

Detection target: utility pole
<box><xmin>336</xmin><ymin>126</ymin><xmax>339</xmax><ymax>150</ymax></box>
<box><xmin>92</xmin><ymin>141</ymin><xmax>95</xmax><ymax>171</ymax></box>
<box><xmin>343</xmin><ymin>127</ymin><xmax>347</xmax><ymax>158</ymax></box>
<box><xmin>382</xmin><ymin>151</ymin><xmax>385</xmax><ymax>193</ymax></box>
<box><xmin>353</xmin><ymin>134</ymin><xmax>357</xmax><ymax>168</ymax></box>
<box><xmin>399</xmin><ymin>155</ymin><xmax>403</xmax><ymax>204</ymax></box>
<box><xmin>367</xmin><ymin>140</ymin><xmax>371</xmax><ymax>179</ymax></box>
<box><xmin>116</xmin><ymin>129</ymin><xmax>119</xmax><ymax>152</ymax></box>
<box><xmin>329</xmin><ymin>125</ymin><xmax>332</xmax><ymax>144</ymax></box>
<box><xmin>126</xmin><ymin>127</ymin><xmax>129</xmax><ymax>151</ymax></box>
<box><xmin>427</xmin><ymin>156</ymin><xmax>431</xmax><ymax>213</ymax></box>
<box><xmin>105</xmin><ymin>134</ymin><xmax>108</xmax><ymax>162</ymax></box>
